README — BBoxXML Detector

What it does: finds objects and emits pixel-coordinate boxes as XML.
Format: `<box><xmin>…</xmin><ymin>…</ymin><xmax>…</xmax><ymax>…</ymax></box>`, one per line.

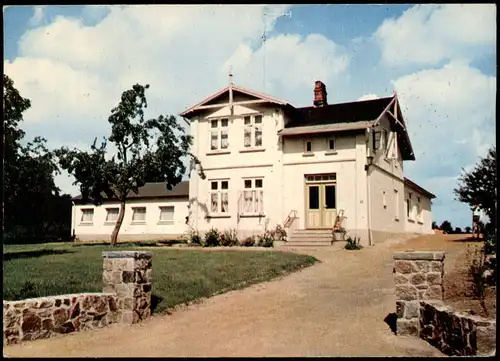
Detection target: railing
<box><xmin>237</xmin><ymin>190</ymin><xmax>264</xmax><ymax>218</ymax></box>
<box><xmin>283</xmin><ymin>209</ymin><xmax>298</xmax><ymax>229</ymax></box>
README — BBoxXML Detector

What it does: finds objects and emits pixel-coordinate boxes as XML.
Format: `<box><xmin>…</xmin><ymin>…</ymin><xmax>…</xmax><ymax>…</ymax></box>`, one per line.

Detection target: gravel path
<box><xmin>4</xmin><ymin>238</ymin><xmax>446</xmax><ymax>357</ymax></box>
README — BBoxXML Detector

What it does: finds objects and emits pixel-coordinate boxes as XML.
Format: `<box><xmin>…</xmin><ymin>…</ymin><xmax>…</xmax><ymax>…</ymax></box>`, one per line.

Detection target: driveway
<box><xmin>4</xmin><ymin>238</ymin><xmax>444</xmax><ymax>357</ymax></box>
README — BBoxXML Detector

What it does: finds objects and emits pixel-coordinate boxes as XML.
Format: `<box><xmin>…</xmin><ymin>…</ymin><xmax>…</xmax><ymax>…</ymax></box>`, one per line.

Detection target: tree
<box><xmin>465</xmin><ymin>226</ymin><xmax>472</xmax><ymax>233</ymax></box>
<box><xmin>440</xmin><ymin>220</ymin><xmax>453</xmax><ymax>234</ymax></box>
<box><xmin>56</xmin><ymin>84</ymin><xmax>205</xmax><ymax>246</ymax></box>
<box><xmin>3</xmin><ymin>74</ymin><xmax>71</xmax><ymax>243</ymax></box>
<box><xmin>454</xmin><ymin>227</ymin><xmax>462</xmax><ymax>234</ymax></box>
<box><xmin>432</xmin><ymin>221</ymin><xmax>439</xmax><ymax>230</ymax></box>
<box><xmin>454</xmin><ymin>147</ymin><xmax>497</xmax><ymax>230</ymax></box>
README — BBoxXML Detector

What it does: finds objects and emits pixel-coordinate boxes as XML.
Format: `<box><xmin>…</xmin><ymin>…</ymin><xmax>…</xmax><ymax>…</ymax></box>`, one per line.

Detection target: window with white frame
<box><xmin>394</xmin><ymin>190</ymin><xmax>399</xmax><ymax>220</ymax></box>
<box><xmin>210</xmin><ymin>118</ymin><xmax>229</xmax><ymax>151</ymax></box>
<box><xmin>243</xmin><ymin>115</ymin><xmax>263</xmax><ymax>148</ymax></box>
<box><xmin>241</xmin><ymin>178</ymin><xmax>264</xmax><ymax>214</ymax></box>
<box><xmin>159</xmin><ymin>206</ymin><xmax>174</xmax><ymax>223</ymax></box>
<box><xmin>132</xmin><ymin>207</ymin><xmax>146</xmax><ymax>222</ymax></box>
<box><xmin>81</xmin><ymin>208</ymin><xmax>94</xmax><ymax>223</ymax></box>
<box><xmin>210</xmin><ymin>180</ymin><xmax>229</xmax><ymax>214</ymax></box>
<box><xmin>105</xmin><ymin>208</ymin><xmax>119</xmax><ymax>222</ymax></box>
<box><xmin>373</xmin><ymin>131</ymin><xmax>381</xmax><ymax>150</ymax></box>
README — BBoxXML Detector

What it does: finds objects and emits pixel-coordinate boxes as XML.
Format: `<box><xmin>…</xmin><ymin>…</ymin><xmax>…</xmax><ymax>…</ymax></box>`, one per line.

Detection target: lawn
<box><xmin>3</xmin><ymin>243</ymin><xmax>318</xmax><ymax>314</ymax></box>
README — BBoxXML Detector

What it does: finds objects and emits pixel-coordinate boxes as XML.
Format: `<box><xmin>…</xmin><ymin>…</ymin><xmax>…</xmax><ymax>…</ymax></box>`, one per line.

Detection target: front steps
<box><xmin>283</xmin><ymin>229</ymin><xmax>345</xmax><ymax>247</ymax></box>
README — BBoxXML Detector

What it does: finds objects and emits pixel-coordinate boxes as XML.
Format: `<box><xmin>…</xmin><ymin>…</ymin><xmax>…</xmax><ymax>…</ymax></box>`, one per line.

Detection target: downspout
<box><xmin>71</xmin><ymin>201</ymin><xmax>76</xmax><ymax>241</ymax></box>
<box><xmin>365</xmin><ymin>128</ymin><xmax>373</xmax><ymax>247</ymax></box>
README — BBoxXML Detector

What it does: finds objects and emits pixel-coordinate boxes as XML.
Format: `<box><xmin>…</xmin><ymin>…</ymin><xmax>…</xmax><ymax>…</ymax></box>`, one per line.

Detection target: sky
<box><xmin>3</xmin><ymin>4</ymin><xmax>497</xmax><ymax>229</ymax></box>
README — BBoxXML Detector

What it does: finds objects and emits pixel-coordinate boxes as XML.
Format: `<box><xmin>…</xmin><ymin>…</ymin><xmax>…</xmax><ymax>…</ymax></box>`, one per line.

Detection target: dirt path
<box><xmin>4</xmin><ymin>237</ymin><xmax>449</xmax><ymax>357</ymax></box>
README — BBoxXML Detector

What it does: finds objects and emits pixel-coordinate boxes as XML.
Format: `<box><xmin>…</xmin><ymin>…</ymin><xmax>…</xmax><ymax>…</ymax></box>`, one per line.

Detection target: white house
<box><xmin>72</xmin><ymin>79</ymin><xmax>435</xmax><ymax>246</ymax></box>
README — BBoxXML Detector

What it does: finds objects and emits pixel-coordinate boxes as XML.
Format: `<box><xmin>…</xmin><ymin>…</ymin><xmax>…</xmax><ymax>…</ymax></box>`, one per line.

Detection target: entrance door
<box><xmin>306</xmin><ymin>183</ymin><xmax>337</xmax><ymax>229</ymax></box>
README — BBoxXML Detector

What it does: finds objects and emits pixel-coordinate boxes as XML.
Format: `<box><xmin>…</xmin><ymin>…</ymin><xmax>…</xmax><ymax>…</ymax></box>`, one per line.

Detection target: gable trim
<box><xmin>179</xmin><ymin>85</ymin><xmax>290</xmax><ymax>118</ymax></box>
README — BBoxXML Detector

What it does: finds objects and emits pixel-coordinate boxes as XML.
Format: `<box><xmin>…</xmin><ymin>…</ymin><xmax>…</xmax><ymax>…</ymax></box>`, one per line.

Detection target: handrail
<box><xmin>284</xmin><ymin>209</ymin><xmax>297</xmax><ymax>228</ymax></box>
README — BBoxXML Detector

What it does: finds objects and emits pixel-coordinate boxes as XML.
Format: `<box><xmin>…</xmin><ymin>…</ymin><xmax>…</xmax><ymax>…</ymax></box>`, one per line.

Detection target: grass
<box><xmin>3</xmin><ymin>243</ymin><xmax>318</xmax><ymax>314</ymax></box>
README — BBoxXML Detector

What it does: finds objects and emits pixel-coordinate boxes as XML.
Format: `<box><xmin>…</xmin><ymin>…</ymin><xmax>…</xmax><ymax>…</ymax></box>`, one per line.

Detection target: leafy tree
<box><xmin>56</xmin><ymin>83</ymin><xmax>205</xmax><ymax>246</ymax></box>
<box><xmin>465</xmin><ymin>226</ymin><xmax>472</xmax><ymax>233</ymax></box>
<box><xmin>454</xmin><ymin>147</ymin><xmax>497</xmax><ymax>230</ymax></box>
<box><xmin>440</xmin><ymin>220</ymin><xmax>453</xmax><ymax>234</ymax></box>
<box><xmin>432</xmin><ymin>221</ymin><xmax>439</xmax><ymax>230</ymax></box>
<box><xmin>3</xmin><ymin>74</ymin><xmax>71</xmax><ymax>243</ymax></box>
<box><xmin>454</xmin><ymin>227</ymin><xmax>462</xmax><ymax>234</ymax></box>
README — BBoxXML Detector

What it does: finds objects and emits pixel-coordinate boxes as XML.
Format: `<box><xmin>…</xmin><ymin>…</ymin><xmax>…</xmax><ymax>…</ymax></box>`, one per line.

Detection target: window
<box><xmin>417</xmin><ymin>197</ymin><xmax>422</xmax><ymax>222</ymax></box>
<box><xmin>394</xmin><ymin>190</ymin><xmax>399</xmax><ymax>220</ymax></box>
<box><xmin>406</xmin><ymin>199</ymin><xmax>411</xmax><ymax>219</ymax></box>
<box><xmin>210</xmin><ymin>180</ymin><xmax>229</xmax><ymax>214</ymax></box>
<box><xmin>132</xmin><ymin>207</ymin><xmax>146</xmax><ymax>222</ymax></box>
<box><xmin>328</xmin><ymin>138</ymin><xmax>335</xmax><ymax>151</ymax></box>
<box><xmin>159</xmin><ymin>206</ymin><xmax>174</xmax><ymax>223</ymax></box>
<box><xmin>81</xmin><ymin>209</ymin><xmax>94</xmax><ymax>223</ymax></box>
<box><xmin>382</xmin><ymin>129</ymin><xmax>388</xmax><ymax>150</ymax></box>
<box><xmin>210</xmin><ymin>118</ymin><xmax>229</xmax><ymax>151</ymax></box>
<box><xmin>304</xmin><ymin>140</ymin><xmax>313</xmax><ymax>153</ymax></box>
<box><xmin>105</xmin><ymin>208</ymin><xmax>119</xmax><ymax>222</ymax></box>
<box><xmin>243</xmin><ymin>115</ymin><xmax>263</xmax><ymax>148</ymax></box>
<box><xmin>242</xmin><ymin>178</ymin><xmax>264</xmax><ymax>214</ymax></box>
<box><xmin>373</xmin><ymin>131</ymin><xmax>381</xmax><ymax>150</ymax></box>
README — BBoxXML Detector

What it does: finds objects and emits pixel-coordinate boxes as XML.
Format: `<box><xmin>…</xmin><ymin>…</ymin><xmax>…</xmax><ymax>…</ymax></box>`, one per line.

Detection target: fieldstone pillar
<box><xmin>393</xmin><ymin>251</ymin><xmax>445</xmax><ymax>336</ymax></box>
<box><xmin>102</xmin><ymin>251</ymin><xmax>152</xmax><ymax>324</ymax></box>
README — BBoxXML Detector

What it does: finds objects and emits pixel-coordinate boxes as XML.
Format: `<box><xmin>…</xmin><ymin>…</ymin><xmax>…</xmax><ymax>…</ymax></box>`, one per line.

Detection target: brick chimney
<box><xmin>313</xmin><ymin>81</ymin><xmax>327</xmax><ymax>107</ymax></box>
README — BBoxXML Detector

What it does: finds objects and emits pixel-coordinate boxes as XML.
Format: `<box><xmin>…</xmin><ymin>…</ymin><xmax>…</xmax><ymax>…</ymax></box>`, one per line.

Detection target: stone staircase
<box><xmin>284</xmin><ymin>229</ymin><xmax>345</xmax><ymax>247</ymax></box>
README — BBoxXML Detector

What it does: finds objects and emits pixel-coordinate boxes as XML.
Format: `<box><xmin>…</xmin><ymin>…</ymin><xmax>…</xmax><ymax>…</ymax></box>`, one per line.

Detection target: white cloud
<box><xmin>224</xmin><ymin>33</ymin><xmax>349</xmax><ymax>106</ymax></box>
<box><xmin>5</xmin><ymin>5</ymin><xmax>351</xmax><ymax>195</ymax></box>
<box><xmin>392</xmin><ymin>61</ymin><xmax>495</xmax><ymax>226</ymax></box>
<box><xmin>375</xmin><ymin>4</ymin><xmax>496</xmax><ymax>67</ymax></box>
<box><xmin>29</xmin><ymin>6</ymin><xmax>47</xmax><ymax>26</ymax></box>
<box><xmin>357</xmin><ymin>93</ymin><xmax>378</xmax><ymax>101</ymax></box>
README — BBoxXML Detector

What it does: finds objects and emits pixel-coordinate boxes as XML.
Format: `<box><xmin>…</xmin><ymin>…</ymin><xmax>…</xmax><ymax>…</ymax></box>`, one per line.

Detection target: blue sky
<box><xmin>3</xmin><ymin>4</ymin><xmax>496</xmax><ymax>229</ymax></box>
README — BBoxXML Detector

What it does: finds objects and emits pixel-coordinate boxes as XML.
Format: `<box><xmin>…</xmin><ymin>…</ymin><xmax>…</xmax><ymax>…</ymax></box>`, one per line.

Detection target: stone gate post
<box><xmin>102</xmin><ymin>251</ymin><xmax>152</xmax><ymax>324</ymax></box>
<box><xmin>393</xmin><ymin>251</ymin><xmax>445</xmax><ymax>336</ymax></box>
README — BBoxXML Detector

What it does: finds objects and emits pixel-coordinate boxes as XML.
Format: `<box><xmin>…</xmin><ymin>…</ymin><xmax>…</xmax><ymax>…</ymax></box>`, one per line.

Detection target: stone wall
<box><xmin>420</xmin><ymin>300</ymin><xmax>496</xmax><ymax>356</ymax></box>
<box><xmin>4</xmin><ymin>250</ymin><xmax>152</xmax><ymax>345</ymax></box>
<box><xmin>3</xmin><ymin>293</ymin><xmax>119</xmax><ymax>345</ymax></box>
<box><xmin>393</xmin><ymin>251</ymin><xmax>445</xmax><ymax>336</ymax></box>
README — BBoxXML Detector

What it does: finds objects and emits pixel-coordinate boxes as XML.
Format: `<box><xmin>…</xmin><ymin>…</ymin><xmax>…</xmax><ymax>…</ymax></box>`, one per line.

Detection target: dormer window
<box><xmin>244</xmin><ymin>115</ymin><xmax>263</xmax><ymax>148</ymax></box>
<box><xmin>328</xmin><ymin>138</ymin><xmax>335</xmax><ymax>150</ymax></box>
<box><xmin>210</xmin><ymin>118</ymin><xmax>229</xmax><ymax>150</ymax></box>
<box><xmin>305</xmin><ymin>140</ymin><xmax>312</xmax><ymax>153</ymax></box>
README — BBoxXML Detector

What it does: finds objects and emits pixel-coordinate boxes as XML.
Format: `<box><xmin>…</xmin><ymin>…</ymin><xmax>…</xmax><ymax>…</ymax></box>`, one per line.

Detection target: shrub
<box><xmin>257</xmin><ymin>232</ymin><xmax>274</xmax><ymax>248</ymax></box>
<box><xmin>204</xmin><ymin>228</ymin><xmax>220</xmax><ymax>247</ymax></box>
<box><xmin>344</xmin><ymin>236</ymin><xmax>363</xmax><ymax>250</ymax></box>
<box><xmin>221</xmin><ymin>229</ymin><xmax>239</xmax><ymax>247</ymax></box>
<box><xmin>466</xmin><ymin>246</ymin><xmax>488</xmax><ymax>316</ymax></box>
<box><xmin>241</xmin><ymin>236</ymin><xmax>255</xmax><ymax>247</ymax></box>
<box><xmin>16</xmin><ymin>281</ymin><xmax>38</xmax><ymax>299</ymax></box>
<box><xmin>187</xmin><ymin>230</ymin><xmax>202</xmax><ymax>246</ymax></box>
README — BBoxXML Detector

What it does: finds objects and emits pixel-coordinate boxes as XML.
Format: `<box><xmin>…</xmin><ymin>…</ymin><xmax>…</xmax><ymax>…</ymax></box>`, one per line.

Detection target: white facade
<box><xmin>72</xmin><ymin>83</ymin><xmax>435</xmax><ymax>245</ymax></box>
<box><xmin>72</xmin><ymin>198</ymin><xmax>189</xmax><ymax>242</ymax></box>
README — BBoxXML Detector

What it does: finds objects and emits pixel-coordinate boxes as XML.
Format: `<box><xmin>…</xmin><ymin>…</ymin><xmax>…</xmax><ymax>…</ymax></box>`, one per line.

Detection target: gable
<box><xmin>204</xmin><ymin>90</ymin><xmax>262</xmax><ymax>106</ymax></box>
<box><xmin>180</xmin><ymin>85</ymin><xmax>289</xmax><ymax>118</ymax></box>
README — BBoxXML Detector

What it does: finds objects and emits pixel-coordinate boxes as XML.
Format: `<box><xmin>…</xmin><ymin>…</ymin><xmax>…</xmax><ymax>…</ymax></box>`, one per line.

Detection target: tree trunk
<box><xmin>111</xmin><ymin>201</ymin><xmax>126</xmax><ymax>247</ymax></box>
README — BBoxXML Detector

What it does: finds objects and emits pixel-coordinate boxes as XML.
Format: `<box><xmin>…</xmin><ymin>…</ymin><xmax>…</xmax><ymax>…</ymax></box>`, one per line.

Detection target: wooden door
<box><xmin>322</xmin><ymin>184</ymin><xmax>337</xmax><ymax>228</ymax></box>
<box><xmin>306</xmin><ymin>184</ymin><xmax>321</xmax><ymax>228</ymax></box>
